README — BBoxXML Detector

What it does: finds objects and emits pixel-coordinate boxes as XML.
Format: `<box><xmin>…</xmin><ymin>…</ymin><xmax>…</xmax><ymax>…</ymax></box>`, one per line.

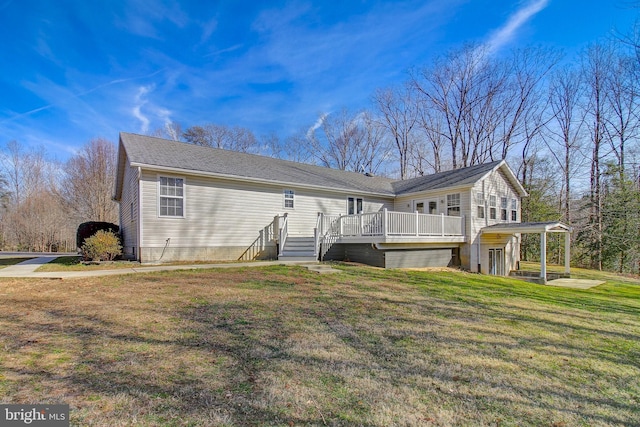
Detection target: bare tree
<box><xmin>413</xmin><ymin>45</ymin><xmax>558</xmax><ymax>170</ymax></box>
<box><xmin>544</xmin><ymin>67</ymin><xmax>587</xmax><ymax>225</ymax></box>
<box><xmin>279</xmin><ymin>128</ymin><xmax>314</xmax><ymax>164</ymax></box>
<box><xmin>604</xmin><ymin>52</ymin><xmax>640</xmax><ymax>179</ymax></box>
<box><xmin>150</xmin><ymin>121</ymin><xmax>183</xmax><ymax>141</ymax></box>
<box><xmin>581</xmin><ymin>43</ymin><xmax>614</xmax><ymax>270</ymax></box>
<box><xmin>59</xmin><ymin>138</ymin><xmax>118</xmax><ymax>224</ymax></box>
<box><xmin>358</xmin><ymin>111</ymin><xmax>392</xmax><ymax>175</ymax></box>
<box><xmin>495</xmin><ymin>47</ymin><xmax>560</xmax><ymax>160</ymax></box>
<box><xmin>373</xmin><ymin>85</ymin><xmax>419</xmax><ymax>179</ymax></box>
<box><xmin>182</xmin><ymin>124</ymin><xmax>258</xmax><ymax>153</ymax></box>
<box><xmin>0</xmin><ymin>140</ymin><xmax>72</xmax><ymax>251</ymax></box>
<box><xmin>307</xmin><ymin>108</ymin><xmax>390</xmax><ymax>174</ymax></box>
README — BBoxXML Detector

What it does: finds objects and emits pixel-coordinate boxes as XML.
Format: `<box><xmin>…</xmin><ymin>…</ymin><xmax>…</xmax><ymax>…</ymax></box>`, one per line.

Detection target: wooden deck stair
<box><xmin>278</xmin><ymin>236</ymin><xmax>317</xmax><ymax>262</ymax></box>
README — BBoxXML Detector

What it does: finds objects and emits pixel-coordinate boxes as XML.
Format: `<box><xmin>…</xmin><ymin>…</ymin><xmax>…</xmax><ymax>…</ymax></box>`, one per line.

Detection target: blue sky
<box><xmin>0</xmin><ymin>0</ymin><xmax>636</xmax><ymax>161</ymax></box>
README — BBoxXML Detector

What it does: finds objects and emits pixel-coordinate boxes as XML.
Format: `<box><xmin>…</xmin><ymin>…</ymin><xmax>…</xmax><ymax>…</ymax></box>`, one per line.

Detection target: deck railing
<box><xmin>320</xmin><ymin>209</ymin><xmax>464</xmax><ymax>238</ymax></box>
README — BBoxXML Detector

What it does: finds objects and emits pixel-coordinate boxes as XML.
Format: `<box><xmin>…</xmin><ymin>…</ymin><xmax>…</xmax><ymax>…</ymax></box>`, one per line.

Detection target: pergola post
<box><xmin>540</xmin><ymin>231</ymin><xmax>547</xmax><ymax>284</ymax></box>
<box><xmin>564</xmin><ymin>231</ymin><xmax>571</xmax><ymax>275</ymax></box>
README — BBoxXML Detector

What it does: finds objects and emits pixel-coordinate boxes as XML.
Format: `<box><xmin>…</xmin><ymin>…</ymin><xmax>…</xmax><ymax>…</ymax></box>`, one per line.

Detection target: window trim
<box><xmin>158</xmin><ymin>175</ymin><xmax>185</xmax><ymax>218</ymax></box>
<box><xmin>283</xmin><ymin>189</ymin><xmax>295</xmax><ymax>209</ymax></box>
<box><xmin>511</xmin><ymin>198</ymin><xmax>518</xmax><ymax>222</ymax></box>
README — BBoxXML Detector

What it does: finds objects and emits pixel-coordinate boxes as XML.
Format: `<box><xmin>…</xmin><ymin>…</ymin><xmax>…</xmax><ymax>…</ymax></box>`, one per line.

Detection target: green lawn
<box><xmin>35</xmin><ymin>256</ymin><xmax>251</xmax><ymax>272</ymax></box>
<box><xmin>0</xmin><ymin>265</ymin><xmax>638</xmax><ymax>426</ymax></box>
<box><xmin>0</xmin><ymin>257</ymin><xmax>34</xmax><ymax>269</ymax></box>
<box><xmin>34</xmin><ymin>255</ymin><xmax>142</xmax><ymax>271</ymax></box>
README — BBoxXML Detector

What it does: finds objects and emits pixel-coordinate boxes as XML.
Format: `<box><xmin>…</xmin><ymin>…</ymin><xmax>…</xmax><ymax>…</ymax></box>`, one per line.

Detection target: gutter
<box><xmin>129</xmin><ymin>162</ymin><xmax>396</xmax><ymax>198</ymax></box>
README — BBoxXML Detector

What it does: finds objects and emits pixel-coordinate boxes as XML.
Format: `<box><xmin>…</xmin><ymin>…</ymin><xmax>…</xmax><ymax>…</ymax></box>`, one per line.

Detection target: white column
<box><xmin>564</xmin><ymin>232</ymin><xmax>571</xmax><ymax>275</ymax></box>
<box><xmin>540</xmin><ymin>232</ymin><xmax>547</xmax><ymax>284</ymax></box>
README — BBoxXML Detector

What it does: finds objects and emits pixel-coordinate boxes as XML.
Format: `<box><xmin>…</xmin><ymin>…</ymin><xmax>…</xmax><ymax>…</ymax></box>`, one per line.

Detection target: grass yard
<box><xmin>0</xmin><ymin>265</ymin><xmax>638</xmax><ymax>426</ymax></box>
<box><xmin>35</xmin><ymin>256</ymin><xmax>142</xmax><ymax>272</ymax></box>
<box><xmin>0</xmin><ymin>257</ymin><xmax>35</xmax><ymax>269</ymax></box>
<box><xmin>35</xmin><ymin>256</ymin><xmax>252</xmax><ymax>272</ymax></box>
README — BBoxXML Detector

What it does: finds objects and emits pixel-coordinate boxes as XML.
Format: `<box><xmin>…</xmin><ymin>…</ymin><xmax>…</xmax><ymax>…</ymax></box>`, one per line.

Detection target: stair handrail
<box><xmin>314</xmin><ymin>213</ymin><xmax>322</xmax><ymax>259</ymax></box>
<box><xmin>278</xmin><ymin>213</ymin><xmax>288</xmax><ymax>257</ymax></box>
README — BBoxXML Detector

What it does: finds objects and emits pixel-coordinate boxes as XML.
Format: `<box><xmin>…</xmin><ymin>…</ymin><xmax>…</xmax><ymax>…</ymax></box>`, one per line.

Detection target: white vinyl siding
<box><xmin>139</xmin><ymin>170</ymin><xmax>392</xmax><ymax>247</ymax></box>
<box><xmin>119</xmin><ymin>162</ymin><xmax>139</xmax><ymax>256</ymax></box>
<box><xmin>469</xmin><ymin>168</ymin><xmax>523</xmax><ymax>273</ymax></box>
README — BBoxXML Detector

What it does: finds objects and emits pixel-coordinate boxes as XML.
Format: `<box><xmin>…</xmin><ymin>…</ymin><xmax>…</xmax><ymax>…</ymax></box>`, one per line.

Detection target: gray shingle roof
<box><xmin>392</xmin><ymin>161</ymin><xmax>503</xmax><ymax>195</ymax></box>
<box><xmin>119</xmin><ymin>133</ymin><xmax>397</xmax><ymax>195</ymax></box>
<box><xmin>117</xmin><ymin>133</ymin><xmax>522</xmax><ymax>199</ymax></box>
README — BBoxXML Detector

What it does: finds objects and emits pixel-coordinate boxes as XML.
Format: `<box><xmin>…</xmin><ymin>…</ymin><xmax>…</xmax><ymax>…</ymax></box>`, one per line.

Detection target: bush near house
<box><xmin>81</xmin><ymin>230</ymin><xmax>122</xmax><ymax>261</ymax></box>
<box><xmin>76</xmin><ymin>221</ymin><xmax>119</xmax><ymax>250</ymax></box>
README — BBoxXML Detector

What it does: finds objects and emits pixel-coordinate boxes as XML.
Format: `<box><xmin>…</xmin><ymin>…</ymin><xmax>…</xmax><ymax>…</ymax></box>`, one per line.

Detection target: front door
<box><xmin>488</xmin><ymin>248</ymin><xmax>504</xmax><ymax>276</ymax></box>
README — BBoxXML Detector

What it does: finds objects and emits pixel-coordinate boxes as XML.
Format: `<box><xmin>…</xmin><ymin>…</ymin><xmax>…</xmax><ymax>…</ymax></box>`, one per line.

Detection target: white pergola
<box><xmin>481</xmin><ymin>222</ymin><xmax>572</xmax><ymax>284</ymax></box>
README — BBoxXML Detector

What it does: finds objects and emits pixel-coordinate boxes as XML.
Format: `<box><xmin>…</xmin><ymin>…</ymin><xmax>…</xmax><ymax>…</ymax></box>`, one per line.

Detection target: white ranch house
<box><xmin>114</xmin><ymin>133</ymin><xmax>570</xmax><ymax>280</ymax></box>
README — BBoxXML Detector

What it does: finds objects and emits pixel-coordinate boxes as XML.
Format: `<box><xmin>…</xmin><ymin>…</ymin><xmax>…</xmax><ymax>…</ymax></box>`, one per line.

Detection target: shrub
<box><xmin>81</xmin><ymin>230</ymin><xmax>122</xmax><ymax>261</ymax></box>
<box><xmin>76</xmin><ymin>222</ymin><xmax>119</xmax><ymax>250</ymax></box>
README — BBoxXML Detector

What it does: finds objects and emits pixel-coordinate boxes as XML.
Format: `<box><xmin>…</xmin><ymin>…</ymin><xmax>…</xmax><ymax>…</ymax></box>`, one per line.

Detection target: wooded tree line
<box><xmin>2</xmin><ymin>34</ymin><xmax>639</xmax><ymax>273</ymax></box>
<box><xmin>0</xmin><ymin>139</ymin><xmax>118</xmax><ymax>252</ymax></box>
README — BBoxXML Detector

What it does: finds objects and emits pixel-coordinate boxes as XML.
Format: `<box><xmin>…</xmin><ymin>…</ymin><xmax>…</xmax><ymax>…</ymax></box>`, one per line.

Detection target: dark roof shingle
<box><xmin>120</xmin><ymin>132</ymin><xmax>396</xmax><ymax>195</ymax></box>
<box><xmin>118</xmin><ymin>133</ymin><xmax>518</xmax><ymax>198</ymax></box>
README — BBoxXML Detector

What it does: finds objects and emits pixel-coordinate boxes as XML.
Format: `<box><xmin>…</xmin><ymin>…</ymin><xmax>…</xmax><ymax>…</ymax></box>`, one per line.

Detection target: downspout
<box><xmin>477</xmin><ymin>229</ymin><xmax>482</xmax><ymax>274</ymax></box>
<box><xmin>137</xmin><ymin>166</ymin><xmax>142</xmax><ymax>262</ymax></box>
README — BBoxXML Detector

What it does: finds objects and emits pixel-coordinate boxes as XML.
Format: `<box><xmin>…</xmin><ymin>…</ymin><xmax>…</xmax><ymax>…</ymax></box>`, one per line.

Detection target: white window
<box><xmin>501</xmin><ymin>197</ymin><xmax>508</xmax><ymax>221</ymax></box>
<box><xmin>511</xmin><ymin>199</ymin><xmax>518</xmax><ymax>221</ymax></box>
<box><xmin>284</xmin><ymin>189</ymin><xmax>294</xmax><ymax>209</ymax></box>
<box><xmin>489</xmin><ymin>195</ymin><xmax>496</xmax><ymax>220</ymax></box>
<box><xmin>159</xmin><ymin>176</ymin><xmax>184</xmax><ymax>217</ymax></box>
<box><xmin>447</xmin><ymin>193</ymin><xmax>460</xmax><ymax>216</ymax></box>
<box><xmin>476</xmin><ymin>192</ymin><xmax>485</xmax><ymax>219</ymax></box>
<box><xmin>348</xmin><ymin>197</ymin><xmax>363</xmax><ymax>215</ymax></box>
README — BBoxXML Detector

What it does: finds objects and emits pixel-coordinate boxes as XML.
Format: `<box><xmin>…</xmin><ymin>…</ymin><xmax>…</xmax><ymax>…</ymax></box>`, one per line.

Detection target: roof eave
<box><xmin>495</xmin><ymin>160</ymin><xmax>528</xmax><ymax>198</ymax></box>
<box><xmin>131</xmin><ymin>162</ymin><xmax>396</xmax><ymax>198</ymax></box>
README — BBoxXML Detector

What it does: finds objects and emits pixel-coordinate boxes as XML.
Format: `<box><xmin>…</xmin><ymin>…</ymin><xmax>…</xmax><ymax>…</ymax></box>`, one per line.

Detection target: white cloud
<box><xmin>306</xmin><ymin>112</ymin><xmax>328</xmax><ymax>139</ymax></box>
<box><xmin>200</xmin><ymin>18</ymin><xmax>218</xmax><ymax>44</ymax></box>
<box><xmin>132</xmin><ymin>85</ymin><xmax>153</xmax><ymax>133</ymax></box>
<box><xmin>484</xmin><ymin>0</ymin><xmax>549</xmax><ymax>54</ymax></box>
